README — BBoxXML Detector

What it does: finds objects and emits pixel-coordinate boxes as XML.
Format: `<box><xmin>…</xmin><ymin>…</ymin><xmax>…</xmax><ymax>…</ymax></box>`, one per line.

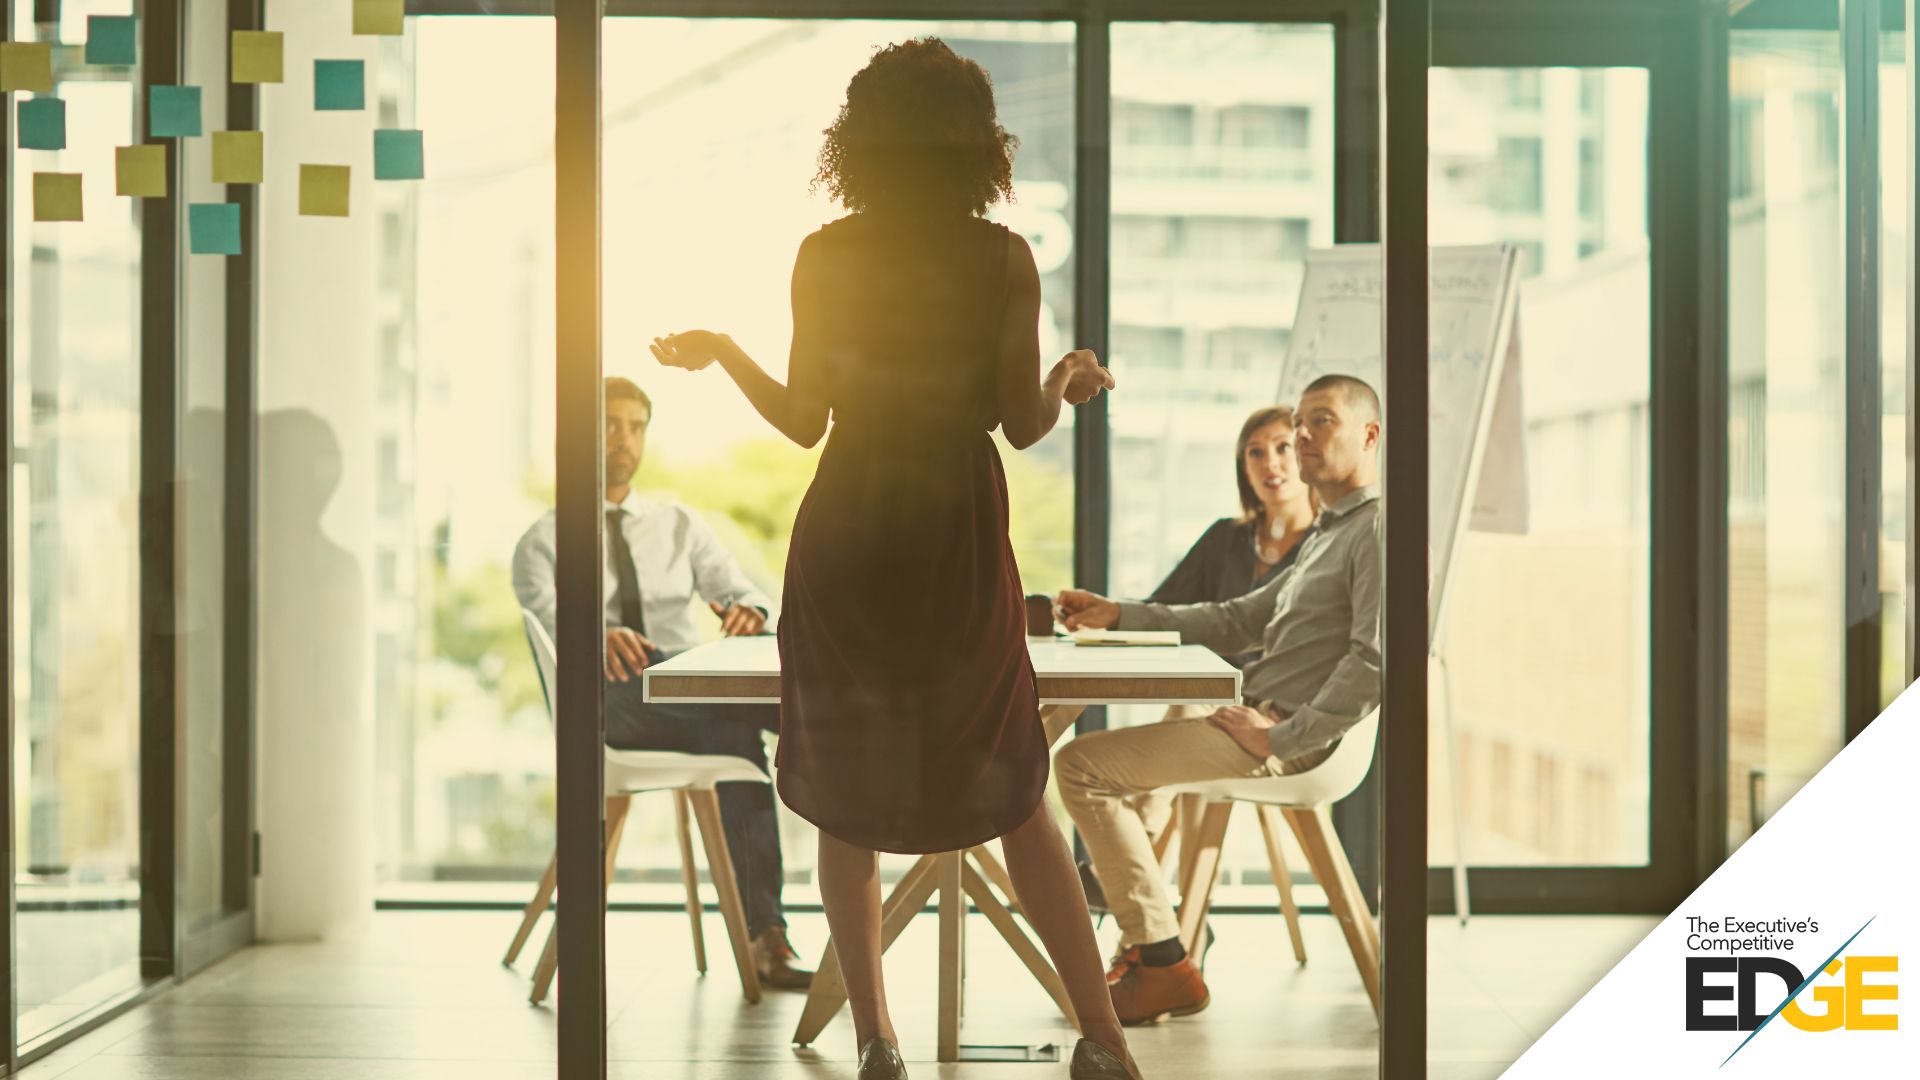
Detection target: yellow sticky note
<box><xmin>299</xmin><ymin>164</ymin><xmax>350</xmax><ymax>217</ymax></box>
<box><xmin>33</xmin><ymin>172</ymin><xmax>82</xmax><ymax>222</ymax></box>
<box><xmin>231</xmin><ymin>30</ymin><xmax>283</xmax><ymax>84</ymax></box>
<box><xmin>353</xmin><ymin>0</ymin><xmax>404</xmax><ymax>35</ymax></box>
<box><xmin>212</xmin><ymin>131</ymin><xmax>263</xmax><ymax>184</ymax></box>
<box><xmin>116</xmin><ymin>145</ymin><xmax>168</xmax><ymax>197</ymax></box>
<box><xmin>2</xmin><ymin>41</ymin><xmax>55</xmax><ymax>93</ymax></box>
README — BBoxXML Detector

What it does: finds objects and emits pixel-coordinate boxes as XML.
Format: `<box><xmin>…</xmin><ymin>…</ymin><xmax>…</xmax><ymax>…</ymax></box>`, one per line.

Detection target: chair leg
<box><xmin>504</xmin><ymin>850</ymin><xmax>558</xmax><ymax>966</ymax></box>
<box><xmin>1174</xmin><ymin>792</ymin><xmax>1207</xmax><ymax>895</ymax></box>
<box><xmin>1175</xmin><ymin>801</ymin><xmax>1232</xmax><ymax>956</ymax></box>
<box><xmin>1283</xmin><ymin>806</ymin><xmax>1380</xmax><ymax>1015</ymax></box>
<box><xmin>531</xmin><ymin>796</ymin><xmax>631</xmax><ymax>1005</ymax></box>
<box><xmin>1149</xmin><ymin>799</ymin><xmax>1180</xmax><ymax>876</ymax></box>
<box><xmin>674</xmin><ymin>790</ymin><xmax>708</xmax><ymax>974</ymax></box>
<box><xmin>688</xmin><ymin>787</ymin><xmax>762</xmax><ymax>1004</ymax></box>
<box><xmin>1255</xmin><ymin>805</ymin><xmax>1308</xmax><ymax>964</ymax></box>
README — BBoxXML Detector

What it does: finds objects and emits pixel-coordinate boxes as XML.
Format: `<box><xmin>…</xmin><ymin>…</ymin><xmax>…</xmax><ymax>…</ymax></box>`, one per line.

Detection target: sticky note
<box><xmin>353</xmin><ymin>0</ymin><xmax>404</xmax><ymax>36</ymax></box>
<box><xmin>18</xmin><ymin>97</ymin><xmax>65</xmax><ymax>150</ymax></box>
<box><xmin>116</xmin><ymin>144</ymin><xmax>168</xmax><ymax>197</ymax></box>
<box><xmin>299</xmin><ymin>164</ymin><xmax>350</xmax><ymax>217</ymax></box>
<box><xmin>373</xmin><ymin>129</ymin><xmax>424</xmax><ymax>180</ymax></box>
<box><xmin>33</xmin><ymin>172</ymin><xmax>82</xmax><ymax>222</ymax></box>
<box><xmin>313</xmin><ymin>60</ymin><xmax>364</xmax><ymax>111</ymax></box>
<box><xmin>211</xmin><ymin>130</ymin><xmax>263</xmax><ymax>184</ymax></box>
<box><xmin>150</xmin><ymin>84</ymin><xmax>202</xmax><ymax>138</ymax></box>
<box><xmin>190</xmin><ymin>203</ymin><xmax>242</xmax><ymax>255</ymax></box>
<box><xmin>231</xmin><ymin>30</ymin><xmax>283</xmax><ymax>84</ymax></box>
<box><xmin>2</xmin><ymin>42</ymin><xmax>54</xmax><ymax>93</ymax></box>
<box><xmin>86</xmin><ymin>15</ymin><xmax>138</xmax><ymax>66</ymax></box>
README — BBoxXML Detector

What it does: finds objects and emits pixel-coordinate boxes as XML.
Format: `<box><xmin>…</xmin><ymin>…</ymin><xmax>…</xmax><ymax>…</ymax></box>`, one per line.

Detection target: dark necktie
<box><xmin>605</xmin><ymin>508</ymin><xmax>646</xmax><ymax>635</ymax></box>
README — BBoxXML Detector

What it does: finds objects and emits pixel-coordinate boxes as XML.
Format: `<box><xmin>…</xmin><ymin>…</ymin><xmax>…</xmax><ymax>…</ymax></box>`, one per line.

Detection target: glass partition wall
<box><xmin>4</xmin><ymin>0</ymin><xmax>1917</xmax><ymax>1076</ymax></box>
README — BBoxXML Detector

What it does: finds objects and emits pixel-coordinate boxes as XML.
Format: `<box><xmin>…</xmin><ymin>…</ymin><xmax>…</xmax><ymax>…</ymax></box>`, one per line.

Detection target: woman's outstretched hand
<box><xmin>1052</xmin><ymin>349</ymin><xmax>1115</xmax><ymax>406</ymax></box>
<box><xmin>650</xmin><ymin>330</ymin><xmax>738</xmax><ymax>372</ymax></box>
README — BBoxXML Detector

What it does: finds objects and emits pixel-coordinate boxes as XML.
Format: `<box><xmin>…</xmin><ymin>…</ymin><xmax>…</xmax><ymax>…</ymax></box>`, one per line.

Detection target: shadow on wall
<box><xmin>257</xmin><ymin>408</ymin><xmax>372</xmax><ymax>940</ymax></box>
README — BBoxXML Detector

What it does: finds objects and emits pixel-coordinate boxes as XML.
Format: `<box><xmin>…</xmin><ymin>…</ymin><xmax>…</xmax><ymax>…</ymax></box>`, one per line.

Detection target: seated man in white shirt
<box><xmin>512</xmin><ymin>376</ymin><xmax>811</xmax><ymax>990</ymax></box>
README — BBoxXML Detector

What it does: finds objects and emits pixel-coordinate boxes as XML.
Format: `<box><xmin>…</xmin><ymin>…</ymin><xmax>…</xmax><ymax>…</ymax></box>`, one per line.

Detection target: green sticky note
<box><xmin>33</xmin><ymin>172</ymin><xmax>82</xmax><ymax>222</ymax></box>
<box><xmin>190</xmin><ymin>203</ymin><xmax>242</xmax><ymax>255</ymax></box>
<box><xmin>313</xmin><ymin>60</ymin><xmax>364</xmax><ymax>111</ymax></box>
<box><xmin>116</xmin><ymin>144</ymin><xmax>168</xmax><ymax>197</ymax></box>
<box><xmin>373</xmin><ymin>129</ymin><xmax>423</xmax><ymax>180</ymax></box>
<box><xmin>299</xmin><ymin>164</ymin><xmax>350</xmax><ymax>217</ymax></box>
<box><xmin>353</xmin><ymin>0</ymin><xmax>404</xmax><ymax>36</ymax></box>
<box><xmin>2</xmin><ymin>42</ymin><xmax>54</xmax><ymax>93</ymax></box>
<box><xmin>150</xmin><ymin>84</ymin><xmax>202</xmax><ymax>138</ymax></box>
<box><xmin>231</xmin><ymin>30</ymin><xmax>283</xmax><ymax>84</ymax></box>
<box><xmin>86</xmin><ymin>15</ymin><xmax>138</xmax><ymax>66</ymax></box>
<box><xmin>18</xmin><ymin>96</ymin><xmax>65</xmax><ymax>150</ymax></box>
<box><xmin>211</xmin><ymin>130</ymin><xmax>263</xmax><ymax>184</ymax></box>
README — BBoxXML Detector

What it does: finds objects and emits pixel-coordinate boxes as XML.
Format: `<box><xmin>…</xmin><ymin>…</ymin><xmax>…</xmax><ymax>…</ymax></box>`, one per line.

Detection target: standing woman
<box><xmin>650</xmin><ymin>38</ymin><xmax>1140</xmax><ymax>1080</ymax></box>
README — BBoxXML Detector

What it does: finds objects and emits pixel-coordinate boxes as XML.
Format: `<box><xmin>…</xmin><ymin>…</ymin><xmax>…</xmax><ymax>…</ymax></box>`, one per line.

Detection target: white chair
<box><xmin>503</xmin><ymin>610</ymin><xmax>766</xmax><ymax>1005</ymax></box>
<box><xmin>1163</xmin><ymin>708</ymin><xmax>1382</xmax><ymax>1015</ymax></box>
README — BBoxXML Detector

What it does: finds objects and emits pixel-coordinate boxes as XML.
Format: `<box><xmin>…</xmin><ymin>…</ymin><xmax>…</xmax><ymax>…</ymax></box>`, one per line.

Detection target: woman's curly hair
<box><xmin>814</xmin><ymin>38</ymin><xmax>1018</xmax><ymax>217</ymax></box>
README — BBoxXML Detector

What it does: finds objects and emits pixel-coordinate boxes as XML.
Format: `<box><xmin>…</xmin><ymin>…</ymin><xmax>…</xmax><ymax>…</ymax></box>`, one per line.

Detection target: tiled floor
<box><xmin>16</xmin><ymin>908</ymin><xmax>1654</xmax><ymax>1079</ymax></box>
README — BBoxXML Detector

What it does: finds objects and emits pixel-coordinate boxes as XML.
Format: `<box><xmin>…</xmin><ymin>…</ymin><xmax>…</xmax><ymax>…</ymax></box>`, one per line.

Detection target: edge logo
<box><xmin>1680</xmin><ymin>917</ymin><xmax>1899</xmax><ymax>1067</ymax></box>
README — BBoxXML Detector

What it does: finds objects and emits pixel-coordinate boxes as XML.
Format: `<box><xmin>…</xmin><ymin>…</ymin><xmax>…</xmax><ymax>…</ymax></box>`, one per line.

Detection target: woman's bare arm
<box><xmin>650</xmin><ymin>238</ymin><xmax>832</xmax><ymax>448</ymax></box>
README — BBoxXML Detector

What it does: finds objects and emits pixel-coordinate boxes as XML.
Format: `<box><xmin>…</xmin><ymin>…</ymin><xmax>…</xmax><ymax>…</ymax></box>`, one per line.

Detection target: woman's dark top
<box><xmin>774</xmin><ymin>213</ymin><xmax>1046</xmax><ymax>854</ymax></box>
<box><xmin>1147</xmin><ymin>516</ymin><xmax>1301</xmax><ymax>668</ymax></box>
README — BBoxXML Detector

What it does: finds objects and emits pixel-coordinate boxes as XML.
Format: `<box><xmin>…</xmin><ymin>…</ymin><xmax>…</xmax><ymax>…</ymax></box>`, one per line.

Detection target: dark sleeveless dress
<box><xmin>774</xmin><ymin>213</ymin><xmax>1047</xmax><ymax>854</ymax></box>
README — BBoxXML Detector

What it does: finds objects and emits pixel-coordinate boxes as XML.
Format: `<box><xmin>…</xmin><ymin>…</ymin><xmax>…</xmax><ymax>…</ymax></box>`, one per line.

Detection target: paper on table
<box><xmin>313</xmin><ymin>59</ymin><xmax>364</xmax><ymax>111</ymax></box>
<box><xmin>373</xmin><ymin>129</ymin><xmax>423</xmax><ymax>180</ymax></box>
<box><xmin>18</xmin><ymin>97</ymin><xmax>65</xmax><ymax>150</ymax></box>
<box><xmin>212</xmin><ymin>130</ymin><xmax>263</xmax><ymax>184</ymax></box>
<box><xmin>149</xmin><ymin>84</ymin><xmax>202</xmax><ymax>138</ymax></box>
<box><xmin>231</xmin><ymin>31</ymin><xmax>284</xmax><ymax>84</ymax></box>
<box><xmin>86</xmin><ymin>16</ymin><xmax>138</xmax><ymax>66</ymax></box>
<box><xmin>33</xmin><ymin>172</ymin><xmax>82</xmax><ymax>222</ymax></box>
<box><xmin>116</xmin><ymin>145</ymin><xmax>167</xmax><ymax>197</ymax></box>
<box><xmin>189</xmin><ymin>203</ymin><xmax>242</xmax><ymax>255</ymax></box>
<box><xmin>299</xmin><ymin>164</ymin><xmax>350</xmax><ymax>217</ymax></box>
<box><xmin>1</xmin><ymin>42</ymin><xmax>54</xmax><ymax>93</ymax></box>
<box><xmin>353</xmin><ymin>0</ymin><xmax>404</xmax><ymax>36</ymax></box>
<box><xmin>1071</xmin><ymin>629</ymin><xmax>1181</xmax><ymax>647</ymax></box>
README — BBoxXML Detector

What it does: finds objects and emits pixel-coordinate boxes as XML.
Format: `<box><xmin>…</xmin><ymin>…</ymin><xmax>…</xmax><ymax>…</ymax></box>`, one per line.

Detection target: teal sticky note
<box><xmin>17</xmin><ymin>97</ymin><xmax>65</xmax><ymax>150</ymax></box>
<box><xmin>373</xmin><ymin>129</ymin><xmax>423</xmax><ymax>180</ymax></box>
<box><xmin>86</xmin><ymin>15</ymin><xmax>138</xmax><ymax>66</ymax></box>
<box><xmin>150</xmin><ymin>84</ymin><xmax>201</xmax><ymax>138</ymax></box>
<box><xmin>313</xmin><ymin>60</ymin><xmax>364</xmax><ymax>111</ymax></box>
<box><xmin>189</xmin><ymin>203</ymin><xmax>241</xmax><ymax>256</ymax></box>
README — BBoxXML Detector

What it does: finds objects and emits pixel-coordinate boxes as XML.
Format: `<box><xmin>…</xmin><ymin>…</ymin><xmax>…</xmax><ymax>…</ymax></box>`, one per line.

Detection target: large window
<box><xmin>8</xmin><ymin>19</ymin><xmax>144</xmax><ymax>1043</ymax></box>
<box><xmin>1105</xmin><ymin>22</ymin><xmax>1337</xmax><ymax>899</ymax></box>
<box><xmin>376</xmin><ymin>18</ymin><xmax>1074</xmax><ymax>890</ymax></box>
<box><xmin>1428</xmin><ymin>67</ymin><xmax>1653</xmax><ymax>868</ymax></box>
<box><xmin>1726</xmin><ymin>32</ymin><xmax>1846</xmax><ymax>850</ymax></box>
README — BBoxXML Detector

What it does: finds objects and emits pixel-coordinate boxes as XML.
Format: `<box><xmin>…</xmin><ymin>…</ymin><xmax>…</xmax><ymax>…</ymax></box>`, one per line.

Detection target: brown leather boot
<box><xmin>1106</xmin><ymin>945</ymin><xmax>1141</xmax><ymax>985</ymax></box>
<box><xmin>751</xmin><ymin>926</ymin><xmax>814</xmax><ymax>990</ymax></box>
<box><xmin>1109</xmin><ymin>956</ymin><xmax>1209</xmax><ymax>1026</ymax></box>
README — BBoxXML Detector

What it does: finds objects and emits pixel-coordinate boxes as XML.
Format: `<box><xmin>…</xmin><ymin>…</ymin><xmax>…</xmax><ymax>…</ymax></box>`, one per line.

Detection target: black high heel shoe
<box><xmin>858</xmin><ymin>1037</ymin><xmax>908</xmax><ymax>1080</ymax></box>
<box><xmin>1069</xmin><ymin>1038</ymin><xmax>1138</xmax><ymax>1079</ymax></box>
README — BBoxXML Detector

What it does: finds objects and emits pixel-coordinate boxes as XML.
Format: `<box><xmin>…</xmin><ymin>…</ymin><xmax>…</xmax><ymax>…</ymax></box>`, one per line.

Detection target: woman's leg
<box><xmin>999</xmin><ymin>800</ymin><xmax>1140</xmax><ymax>1077</ymax></box>
<box><xmin>816</xmin><ymin>829</ymin><xmax>897</xmax><ymax>1050</ymax></box>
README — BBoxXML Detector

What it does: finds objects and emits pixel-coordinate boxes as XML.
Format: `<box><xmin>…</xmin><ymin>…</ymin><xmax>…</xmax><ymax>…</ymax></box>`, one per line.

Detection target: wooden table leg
<box><xmin>961</xmin><ymin>860</ymin><xmax>1078</xmax><ymax>1028</ymax></box>
<box><xmin>936</xmin><ymin>852</ymin><xmax>963</xmax><ymax>1062</ymax></box>
<box><xmin>966</xmin><ymin>845</ymin><xmax>1020</xmax><ymax>912</ymax></box>
<box><xmin>791</xmin><ymin>854</ymin><xmax>939</xmax><ymax>1047</ymax></box>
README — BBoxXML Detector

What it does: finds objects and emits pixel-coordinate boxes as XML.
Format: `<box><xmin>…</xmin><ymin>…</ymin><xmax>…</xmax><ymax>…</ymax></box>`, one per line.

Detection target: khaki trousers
<box><xmin>1056</xmin><ymin>708</ymin><xmax>1278</xmax><ymax>947</ymax></box>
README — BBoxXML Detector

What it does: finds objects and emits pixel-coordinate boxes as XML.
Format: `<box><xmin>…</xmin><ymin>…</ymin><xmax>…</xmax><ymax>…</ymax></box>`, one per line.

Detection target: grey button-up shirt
<box><xmin>1117</xmin><ymin>485</ymin><xmax>1382</xmax><ymax>759</ymax></box>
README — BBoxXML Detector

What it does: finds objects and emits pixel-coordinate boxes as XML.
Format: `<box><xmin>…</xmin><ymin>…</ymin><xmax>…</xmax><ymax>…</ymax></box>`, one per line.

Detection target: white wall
<box><xmin>254</xmin><ymin>0</ymin><xmax>382</xmax><ymax>941</ymax></box>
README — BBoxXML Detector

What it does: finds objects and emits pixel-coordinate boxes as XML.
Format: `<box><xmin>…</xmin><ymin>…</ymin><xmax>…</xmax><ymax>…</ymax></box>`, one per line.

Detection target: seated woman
<box><xmin>1078</xmin><ymin>404</ymin><xmax>1316</xmax><ymax>914</ymax></box>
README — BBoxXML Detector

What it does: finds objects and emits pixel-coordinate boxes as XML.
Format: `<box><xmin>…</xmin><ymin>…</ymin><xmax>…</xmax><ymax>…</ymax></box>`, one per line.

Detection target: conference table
<box><xmin>644</xmin><ymin>634</ymin><xmax>1241</xmax><ymax>1062</ymax></box>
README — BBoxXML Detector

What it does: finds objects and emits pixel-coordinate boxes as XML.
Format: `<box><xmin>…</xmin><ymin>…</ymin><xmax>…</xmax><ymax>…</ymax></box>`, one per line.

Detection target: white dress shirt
<box><xmin>511</xmin><ymin>491</ymin><xmax>774</xmax><ymax>656</ymax></box>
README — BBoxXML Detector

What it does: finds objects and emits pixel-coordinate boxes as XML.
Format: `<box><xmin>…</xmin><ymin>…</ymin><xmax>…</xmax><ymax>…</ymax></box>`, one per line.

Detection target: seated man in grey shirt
<box><xmin>512</xmin><ymin>377</ymin><xmax>811</xmax><ymax>990</ymax></box>
<box><xmin>1052</xmin><ymin>374</ymin><xmax>1383</xmax><ymax>1027</ymax></box>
